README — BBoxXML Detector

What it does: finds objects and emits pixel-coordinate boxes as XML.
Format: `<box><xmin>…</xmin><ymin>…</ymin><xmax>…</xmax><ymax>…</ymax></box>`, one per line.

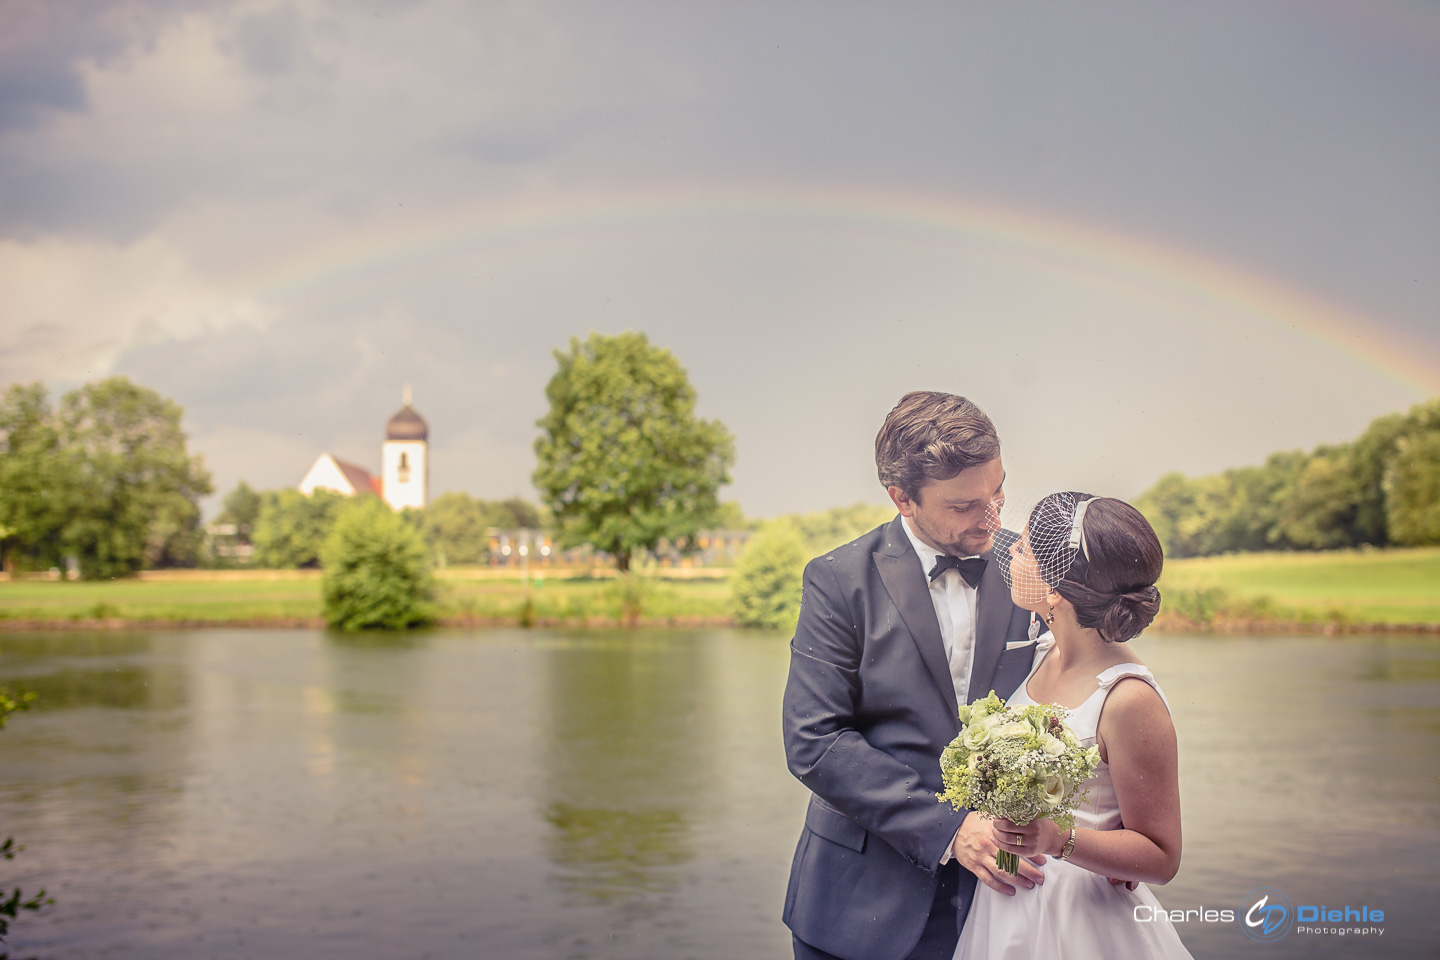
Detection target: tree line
<box><xmin>1134</xmin><ymin>397</ymin><xmax>1440</xmax><ymax>558</ymax></box>
<box><xmin>1</xmin><ymin>332</ymin><xmax>736</xmax><ymax>584</ymax></box>
<box><xmin>214</xmin><ymin>484</ymin><xmax>545</xmax><ymax>570</ymax></box>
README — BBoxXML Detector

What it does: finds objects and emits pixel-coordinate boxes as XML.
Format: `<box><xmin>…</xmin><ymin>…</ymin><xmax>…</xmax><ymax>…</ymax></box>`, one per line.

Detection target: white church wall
<box><xmin>382</xmin><ymin>440</ymin><xmax>427</xmax><ymax>511</ymax></box>
<box><xmin>299</xmin><ymin>453</ymin><xmax>356</xmax><ymax>497</ymax></box>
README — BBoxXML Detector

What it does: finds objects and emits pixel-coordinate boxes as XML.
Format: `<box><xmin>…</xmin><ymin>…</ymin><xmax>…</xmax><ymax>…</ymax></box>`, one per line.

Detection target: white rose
<box><xmin>992</xmin><ymin>720</ymin><xmax>1033</xmax><ymax>741</ymax></box>
<box><xmin>1041</xmin><ymin>735</ymin><xmax>1066</xmax><ymax>758</ymax></box>
<box><xmin>1040</xmin><ymin>775</ymin><xmax>1067</xmax><ymax>807</ymax></box>
<box><xmin>962</xmin><ymin>723</ymin><xmax>991</xmax><ymax>750</ymax></box>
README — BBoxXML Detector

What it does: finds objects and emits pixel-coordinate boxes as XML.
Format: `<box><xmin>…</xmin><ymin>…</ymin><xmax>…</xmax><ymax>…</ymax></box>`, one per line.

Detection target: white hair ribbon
<box><xmin>1068</xmin><ymin>496</ymin><xmax>1097</xmax><ymax>559</ymax></box>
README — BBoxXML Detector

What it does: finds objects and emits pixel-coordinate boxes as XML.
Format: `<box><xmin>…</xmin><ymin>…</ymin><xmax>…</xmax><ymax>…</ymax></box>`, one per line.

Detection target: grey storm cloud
<box><xmin>2</xmin><ymin>0</ymin><xmax>1438</xmax><ymax>516</ymax></box>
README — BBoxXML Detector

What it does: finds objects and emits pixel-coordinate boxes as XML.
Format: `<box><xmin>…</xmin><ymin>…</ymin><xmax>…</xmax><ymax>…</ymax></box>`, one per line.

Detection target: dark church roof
<box><xmin>331</xmin><ymin>456</ymin><xmax>380</xmax><ymax>497</ymax></box>
<box><xmin>386</xmin><ymin>404</ymin><xmax>428</xmax><ymax>441</ymax></box>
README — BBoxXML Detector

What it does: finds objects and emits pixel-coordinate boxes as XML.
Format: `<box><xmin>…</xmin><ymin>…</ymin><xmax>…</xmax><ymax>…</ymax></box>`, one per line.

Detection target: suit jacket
<box><xmin>782</xmin><ymin>516</ymin><xmax>1036</xmax><ymax>960</ymax></box>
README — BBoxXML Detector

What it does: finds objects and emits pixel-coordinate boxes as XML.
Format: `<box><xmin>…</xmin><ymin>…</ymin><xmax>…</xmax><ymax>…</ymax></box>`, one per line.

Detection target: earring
<box><xmin>1044</xmin><ymin>605</ymin><xmax>1056</xmax><ymax>625</ymax></box>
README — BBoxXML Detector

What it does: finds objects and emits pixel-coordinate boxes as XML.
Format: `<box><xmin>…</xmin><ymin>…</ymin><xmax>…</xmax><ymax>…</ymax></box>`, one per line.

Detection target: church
<box><xmin>297</xmin><ymin>387</ymin><xmax>429</xmax><ymax>511</ymax></box>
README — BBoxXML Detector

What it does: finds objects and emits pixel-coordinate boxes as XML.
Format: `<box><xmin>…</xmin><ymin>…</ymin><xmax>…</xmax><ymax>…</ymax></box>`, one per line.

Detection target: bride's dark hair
<box><xmin>1028</xmin><ymin>494</ymin><xmax>1163</xmax><ymax>643</ymax></box>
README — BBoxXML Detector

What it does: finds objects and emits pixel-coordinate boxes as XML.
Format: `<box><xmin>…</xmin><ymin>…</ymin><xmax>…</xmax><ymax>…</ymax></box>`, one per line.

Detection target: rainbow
<box><xmin>223</xmin><ymin>183</ymin><xmax>1440</xmax><ymax>397</ymax></box>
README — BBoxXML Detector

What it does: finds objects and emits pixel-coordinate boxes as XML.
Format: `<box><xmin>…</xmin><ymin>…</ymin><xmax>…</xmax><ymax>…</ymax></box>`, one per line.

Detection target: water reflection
<box><xmin>20</xmin><ymin>664</ymin><xmax>185</xmax><ymax>712</ymax></box>
<box><xmin>0</xmin><ymin>629</ymin><xmax>1436</xmax><ymax>959</ymax></box>
<box><xmin>539</xmin><ymin>632</ymin><xmax>713</xmax><ymax>902</ymax></box>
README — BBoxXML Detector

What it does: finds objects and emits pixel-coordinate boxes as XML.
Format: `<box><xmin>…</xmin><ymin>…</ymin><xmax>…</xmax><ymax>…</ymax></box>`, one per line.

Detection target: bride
<box><xmin>954</xmin><ymin>492</ymin><xmax>1193</xmax><ymax>959</ymax></box>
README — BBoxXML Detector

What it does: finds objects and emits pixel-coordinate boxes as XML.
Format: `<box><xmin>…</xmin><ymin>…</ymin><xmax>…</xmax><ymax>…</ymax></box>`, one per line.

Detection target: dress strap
<box><xmin>1095</xmin><ymin>663</ymin><xmax>1171</xmax><ymax>715</ymax></box>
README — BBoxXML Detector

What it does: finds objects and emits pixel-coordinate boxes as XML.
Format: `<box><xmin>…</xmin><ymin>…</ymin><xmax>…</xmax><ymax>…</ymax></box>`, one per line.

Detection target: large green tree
<box><xmin>58</xmin><ymin>378</ymin><xmax>213</xmax><ymax>579</ymax></box>
<box><xmin>0</xmin><ymin>378</ymin><xmax>211</xmax><ymax>579</ymax></box>
<box><xmin>0</xmin><ymin>384</ymin><xmax>70</xmax><ymax>573</ymax></box>
<box><xmin>533</xmin><ymin>332</ymin><xmax>734</xmax><ymax>572</ymax></box>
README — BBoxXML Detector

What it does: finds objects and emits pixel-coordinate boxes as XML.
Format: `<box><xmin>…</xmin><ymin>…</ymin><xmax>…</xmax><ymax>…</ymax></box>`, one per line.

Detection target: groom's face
<box><xmin>891</xmin><ymin>457</ymin><xmax>1006</xmax><ymax>557</ymax></box>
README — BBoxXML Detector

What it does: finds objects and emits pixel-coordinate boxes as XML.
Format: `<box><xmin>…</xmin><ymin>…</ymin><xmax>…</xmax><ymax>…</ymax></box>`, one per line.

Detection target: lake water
<box><xmin>1</xmin><ymin>628</ymin><xmax>1437</xmax><ymax>959</ymax></box>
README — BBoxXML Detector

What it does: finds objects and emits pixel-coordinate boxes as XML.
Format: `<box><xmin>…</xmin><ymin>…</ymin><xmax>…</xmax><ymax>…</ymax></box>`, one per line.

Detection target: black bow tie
<box><xmin>928</xmin><ymin>555</ymin><xmax>986</xmax><ymax>588</ymax></box>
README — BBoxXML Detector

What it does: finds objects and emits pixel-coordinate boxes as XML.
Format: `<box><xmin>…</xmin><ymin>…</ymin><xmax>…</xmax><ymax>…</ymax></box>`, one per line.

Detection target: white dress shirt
<box><xmin>898</xmin><ymin>515</ymin><xmax>980</xmax><ymax>705</ymax></box>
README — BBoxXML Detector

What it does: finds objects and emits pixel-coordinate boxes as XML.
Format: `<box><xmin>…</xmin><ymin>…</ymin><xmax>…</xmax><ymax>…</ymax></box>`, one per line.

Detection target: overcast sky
<box><xmin>3</xmin><ymin>1</ymin><xmax>1438</xmax><ymax>518</ymax></box>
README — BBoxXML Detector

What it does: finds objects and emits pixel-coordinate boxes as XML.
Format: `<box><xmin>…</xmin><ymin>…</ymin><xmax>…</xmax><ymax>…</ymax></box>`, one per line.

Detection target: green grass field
<box><xmin>0</xmin><ymin>571</ymin><xmax>732</xmax><ymax>626</ymax></box>
<box><xmin>1</xmin><ymin>547</ymin><xmax>1436</xmax><ymax>629</ymax></box>
<box><xmin>1158</xmin><ymin>547</ymin><xmax>1440</xmax><ymax>625</ymax></box>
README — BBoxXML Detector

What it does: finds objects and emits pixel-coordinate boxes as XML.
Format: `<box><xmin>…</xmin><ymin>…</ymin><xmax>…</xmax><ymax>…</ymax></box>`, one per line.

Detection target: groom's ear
<box><xmin>888</xmin><ymin>485</ymin><xmax>916</xmax><ymax>517</ymax></box>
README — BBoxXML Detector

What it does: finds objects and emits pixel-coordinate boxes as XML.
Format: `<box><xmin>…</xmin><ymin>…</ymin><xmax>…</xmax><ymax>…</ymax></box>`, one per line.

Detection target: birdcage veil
<box><xmin>990</xmin><ymin>490</ymin><xmax>1100</xmax><ymax>607</ymax></box>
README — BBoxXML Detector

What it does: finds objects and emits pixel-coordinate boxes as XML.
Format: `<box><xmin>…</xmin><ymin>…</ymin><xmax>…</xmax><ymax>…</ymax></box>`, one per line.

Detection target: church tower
<box><xmin>382</xmin><ymin>385</ymin><xmax>428</xmax><ymax>511</ymax></box>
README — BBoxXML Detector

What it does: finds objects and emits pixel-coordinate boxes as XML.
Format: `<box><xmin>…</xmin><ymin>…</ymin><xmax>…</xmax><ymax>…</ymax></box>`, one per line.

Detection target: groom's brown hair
<box><xmin>875</xmin><ymin>391</ymin><xmax>1000</xmax><ymax>499</ymax></box>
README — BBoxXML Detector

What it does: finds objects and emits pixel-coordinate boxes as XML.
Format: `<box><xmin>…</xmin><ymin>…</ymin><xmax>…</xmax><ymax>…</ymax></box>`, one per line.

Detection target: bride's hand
<box><xmin>992</xmin><ymin>816</ymin><xmax>1064</xmax><ymax>860</ymax></box>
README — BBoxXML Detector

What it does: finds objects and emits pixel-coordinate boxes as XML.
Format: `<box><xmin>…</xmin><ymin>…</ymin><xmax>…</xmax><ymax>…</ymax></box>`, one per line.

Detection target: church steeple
<box><xmin>382</xmin><ymin>386</ymin><xmax>428</xmax><ymax>509</ymax></box>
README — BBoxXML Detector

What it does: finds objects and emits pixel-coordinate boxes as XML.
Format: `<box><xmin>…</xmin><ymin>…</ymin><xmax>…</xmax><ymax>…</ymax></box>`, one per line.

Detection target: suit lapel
<box><xmin>873</xmin><ymin>517</ymin><xmax>959</xmax><ymax>719</ymax></box>
<box><xmin>967</xmin><ymin>547</ymin><xmax>1011</xmax><ymax>704</ymax></box>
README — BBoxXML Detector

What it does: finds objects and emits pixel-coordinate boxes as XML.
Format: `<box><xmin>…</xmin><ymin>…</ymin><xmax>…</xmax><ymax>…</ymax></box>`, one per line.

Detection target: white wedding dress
<box><xmin>953</xmin><ymin>638</ymin><xmax>1194</xmax><ymax>959</ymax></box>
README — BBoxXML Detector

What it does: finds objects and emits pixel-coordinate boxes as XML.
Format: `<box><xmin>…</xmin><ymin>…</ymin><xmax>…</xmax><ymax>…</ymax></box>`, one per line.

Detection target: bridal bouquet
<box><xmin>937</xmin><ymin>691</ymin><xmax>1101</xmax><ymax>875</ymax></box>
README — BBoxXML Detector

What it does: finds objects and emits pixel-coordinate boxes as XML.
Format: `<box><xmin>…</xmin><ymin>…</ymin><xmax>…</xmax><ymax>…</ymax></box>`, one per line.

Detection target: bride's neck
<box><xmin>1046</xmin><ymin>621</ymin><xmax>1111</xmax><ymax>671</ymax></box>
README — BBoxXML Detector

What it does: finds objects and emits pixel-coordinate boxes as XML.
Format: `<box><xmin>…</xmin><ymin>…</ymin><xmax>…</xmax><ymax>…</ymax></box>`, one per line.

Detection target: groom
<box><xmin>782</xmin><ymin>391</ymin><xmax>1041</xmax><ymax>960</ymax></box>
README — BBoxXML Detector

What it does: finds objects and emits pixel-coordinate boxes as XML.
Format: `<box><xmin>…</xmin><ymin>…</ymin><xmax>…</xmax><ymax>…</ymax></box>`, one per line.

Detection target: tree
<box><xmin>1385</xmin><ymin>428</ymin><xmax>1440</xmax><ymax>546</ymax></box>
<box><xmin>0</xmin><ymin>384</ymin><xmax>70</xmax><ymax>573</ymax></box>
<box><xmin>251</xmin><ymin>488</ymin><xmax>348</xmax><ymax>568</ymax></box>
<box><xmin>729</xmin><ymin>519</ymin><xmax>809</xmax><ymax>628</ymax></box>
<box><xmin>423</xmin><ymin>491</ymin><xmax>490</xmax><ymax>567</ymax></box>
<box><xmin>533</xmin><ymin>332</ymin><xmax>735</xmax><ymax>572</ymax></box>
<box><xmin>321</xmin><ymin>498</ymin><xmax>436</xmax><ymax>630</ymax></box>
<box><xmin>1276</xmin><ymin>447</ymin><xmax>1364</xmax><ymax>549</ymax></box>
<box><xmin>729</xmin><ymin>504</ymin><xmax>894</xmax><ymax>630</ymax></box>
<box><xmin>1349</xmin><ymin>410</ymin><xmax>1412</xmax><ymax>544</ymax></box>
<box><xmin>216</xmin><ymin>481</ymin><xmax>263</xmax><ymax>542</ymax></box>
<box><xmin>788</xmin><ymin>503</ymin><xmax>892</xmax><ymax>551</ymax></box>
<box><xmin>59</xmin><ymin>378</ymin><xmax>212</xmax><ymax>579</ymax></box>
<box><xmin>481</xmin><ymin>496</ymin><xmax>544</xmax><ymax>531</ymax></box>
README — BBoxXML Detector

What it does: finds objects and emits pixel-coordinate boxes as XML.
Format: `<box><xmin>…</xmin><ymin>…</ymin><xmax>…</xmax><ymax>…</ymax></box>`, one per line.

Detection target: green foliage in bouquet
<box><xmin>938</xmin><ymin>691</ymin><xmax>1102</xmax><ymax>875</ymax></box>
<box><xmin>321</xmin><ymin>499</ymin><xmax>436</xmax><ymax>630</ymax></box>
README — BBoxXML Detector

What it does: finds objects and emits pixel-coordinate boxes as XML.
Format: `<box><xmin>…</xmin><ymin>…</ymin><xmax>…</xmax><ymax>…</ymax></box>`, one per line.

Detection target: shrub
<box><xmin>321</xmin><ymin>499</ymin><xmax>435</xmax><ymax>630</ymax></box>
<box><xmin>729</xmin><ymin>519</ymin><xmax>809</xmax><ymax>629</ymax></box>
<box><xmin>1</xmin><ymin>690</ymin><xmax>51</xmax><ymax>952</ymax></box>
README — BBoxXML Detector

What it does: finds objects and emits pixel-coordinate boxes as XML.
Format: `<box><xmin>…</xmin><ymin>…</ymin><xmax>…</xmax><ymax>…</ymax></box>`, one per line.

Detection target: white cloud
<box><xmin>0</xmin><ymin>234</ymin><xmax>265</xmax><ymax>386</ymax></box>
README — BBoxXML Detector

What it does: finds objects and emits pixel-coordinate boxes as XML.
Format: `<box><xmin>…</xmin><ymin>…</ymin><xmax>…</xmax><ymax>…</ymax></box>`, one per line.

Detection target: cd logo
<box><xmin>1240</xmin><ymin>888</ymin><xmax>1294</xmax><ymax>942</ymax></box>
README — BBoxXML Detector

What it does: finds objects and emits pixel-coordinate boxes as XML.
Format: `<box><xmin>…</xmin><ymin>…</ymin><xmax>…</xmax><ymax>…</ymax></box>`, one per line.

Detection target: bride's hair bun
<box><xmin>1055</xmin><ymin>501</ymin><xmax>1164</xmax><ymax>643</ymax></box>
<box><xmin>1095</xmin><ymin>584</ymin><xmax>1161</xmax><ymax>644</ymax></box>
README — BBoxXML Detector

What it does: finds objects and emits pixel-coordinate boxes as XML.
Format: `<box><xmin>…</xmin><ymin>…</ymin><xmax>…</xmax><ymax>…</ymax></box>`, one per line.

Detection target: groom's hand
<box><xmin>950</xmin><ymin>816</ymin><xmax>1044</xmax><ymax>895</ymax></box>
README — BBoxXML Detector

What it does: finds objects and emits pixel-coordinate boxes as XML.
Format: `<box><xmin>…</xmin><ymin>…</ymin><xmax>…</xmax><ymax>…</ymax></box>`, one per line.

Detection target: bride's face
<box><xmin>1007</xmin><ymin>526</ymin><xmax>1050</xmax><ymax>610</ymax></box>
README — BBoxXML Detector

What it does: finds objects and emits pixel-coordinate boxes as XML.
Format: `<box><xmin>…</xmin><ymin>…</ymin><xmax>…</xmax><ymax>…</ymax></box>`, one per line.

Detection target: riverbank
<box><xmin>2</xmin><ymin>547</ymin><xmax>1437</xmax><ymax>633</ymax></box>
<box><xmin>0</xmin><ymin>572</ymin><xmax>734</xmax><ymax>630</ymax></box>
<box><xmin>1156</xmin><ymin>545</ymin><xmax>1440</xmax><ymax>630</ymax></box>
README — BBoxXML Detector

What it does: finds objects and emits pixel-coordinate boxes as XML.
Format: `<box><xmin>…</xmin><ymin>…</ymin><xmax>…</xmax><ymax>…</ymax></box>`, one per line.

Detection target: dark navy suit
<box><xmin>782</xmin><ymin>517</ymin><xmax>1035</xmax><ymax>960</ymax></box>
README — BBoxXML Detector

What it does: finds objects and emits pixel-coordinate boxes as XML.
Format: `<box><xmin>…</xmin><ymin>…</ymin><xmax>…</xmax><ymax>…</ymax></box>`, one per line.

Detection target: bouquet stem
<box><xmin>995</xmin><ymin>850</ymin><xmax>1019</xmax><ymax>875</ymax></box>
